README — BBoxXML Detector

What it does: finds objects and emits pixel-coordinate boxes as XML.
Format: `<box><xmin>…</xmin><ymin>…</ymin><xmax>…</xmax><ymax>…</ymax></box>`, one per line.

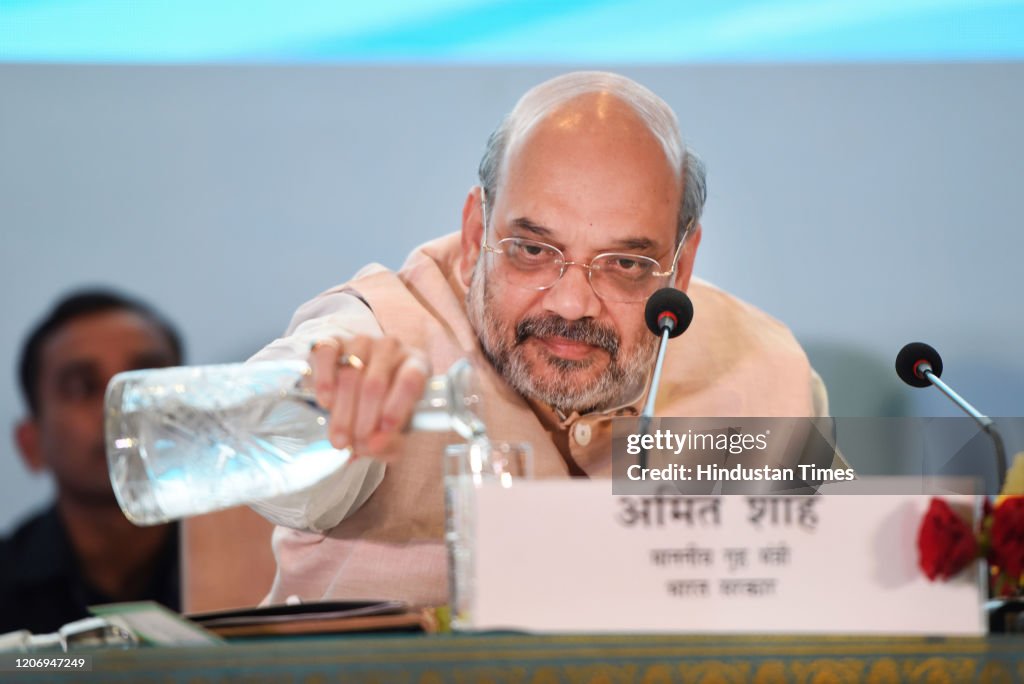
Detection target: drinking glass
<box><xmin>444</xmin><ymin>440</ymin><xmax>532</xmax><ymax>630</ymax></box>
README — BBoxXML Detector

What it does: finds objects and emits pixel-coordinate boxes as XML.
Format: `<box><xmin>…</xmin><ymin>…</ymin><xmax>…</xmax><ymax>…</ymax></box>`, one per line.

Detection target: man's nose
<box><xmin>542</xmin><ymin>263</ymin><xmax>603</xmax><ymax>321</ymax></box>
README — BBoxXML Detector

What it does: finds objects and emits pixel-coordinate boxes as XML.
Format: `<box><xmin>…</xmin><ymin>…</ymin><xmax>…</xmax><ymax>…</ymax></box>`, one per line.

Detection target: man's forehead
<box><xmin>494</xmin><ymin>95</ymin><xmax>681</xmax><ymax>248</ymax></box>
<box><xmin>499</xmin><ymin>96</ymin><xmax>679</xmax><ymax>199</ymax></box>
<box><xmin>41</xmin><ymin>310</ymin><xmax>173</xmax><ymax>373</ymax></box>
<box><xmin>508</xmin><ymin>92</ymin><xmax>655</xmax><ymax>156</ymax></box>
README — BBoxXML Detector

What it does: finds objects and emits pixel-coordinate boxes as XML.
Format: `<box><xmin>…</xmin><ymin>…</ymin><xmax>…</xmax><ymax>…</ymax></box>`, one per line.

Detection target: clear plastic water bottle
<box><xmin>104</xmin><ymin>358</ymin><xmax>485</xmax><ymax>525</ymax></box>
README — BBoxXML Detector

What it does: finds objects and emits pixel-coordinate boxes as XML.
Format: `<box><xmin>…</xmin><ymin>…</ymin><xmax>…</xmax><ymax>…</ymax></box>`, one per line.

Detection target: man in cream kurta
<box><xmin>249</xmin><ymin>72</ymin><xmax>834</xmax><ymax>607</ymax></box>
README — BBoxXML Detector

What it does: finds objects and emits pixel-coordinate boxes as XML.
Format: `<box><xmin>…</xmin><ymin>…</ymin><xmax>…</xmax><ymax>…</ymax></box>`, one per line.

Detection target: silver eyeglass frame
<box><xmin>478</xmin><ymin>188</ymin><xmax>693</xmax><ymax>301</ymax></box>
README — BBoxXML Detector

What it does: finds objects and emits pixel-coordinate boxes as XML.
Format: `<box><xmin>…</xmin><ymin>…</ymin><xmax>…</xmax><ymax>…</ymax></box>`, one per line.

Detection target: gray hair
<box><xmin>478</xmin><ymin>71</ymin><xmax>707</xmax><ymax>245</ymax></box>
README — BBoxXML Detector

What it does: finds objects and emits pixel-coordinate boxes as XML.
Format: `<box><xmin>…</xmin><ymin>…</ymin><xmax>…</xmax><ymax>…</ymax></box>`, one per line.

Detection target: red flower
<box><xmin>990</xmin><ymin>497</ymin><xmax>1024</xmax><ymax>580</ymax></box>
<box><xmin>917</xmin><ymin>498</ymin><xmax>978</xmax><ymax>581</ymax></box>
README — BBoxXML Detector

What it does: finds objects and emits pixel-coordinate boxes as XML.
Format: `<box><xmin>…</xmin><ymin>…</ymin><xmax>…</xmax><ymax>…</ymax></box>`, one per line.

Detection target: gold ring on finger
<box><xmin>337</xmin><ymin>353</ymin><xmax>366</xmax><ymax>371</ymax></box>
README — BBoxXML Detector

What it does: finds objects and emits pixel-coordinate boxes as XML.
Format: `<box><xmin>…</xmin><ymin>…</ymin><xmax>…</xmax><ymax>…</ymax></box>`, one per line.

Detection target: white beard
<box><xmin>465</xmin><ymin>257</ymin><xmax>656</xmax><ymax>414</ymax></box>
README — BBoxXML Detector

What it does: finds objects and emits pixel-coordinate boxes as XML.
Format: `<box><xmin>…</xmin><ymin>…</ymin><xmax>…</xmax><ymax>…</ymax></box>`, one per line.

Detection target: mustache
<box><xmin>515</xmin><ymin>315</ymin><xmax>620</xmax><ymax>358</ymax></box>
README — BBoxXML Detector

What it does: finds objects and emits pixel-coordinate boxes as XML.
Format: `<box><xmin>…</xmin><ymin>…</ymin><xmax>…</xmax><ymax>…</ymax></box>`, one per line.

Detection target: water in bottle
<box><xmin>105</xmin><ymin>358</ymin><xmax>485</xmax><ymax>525</ymax></box>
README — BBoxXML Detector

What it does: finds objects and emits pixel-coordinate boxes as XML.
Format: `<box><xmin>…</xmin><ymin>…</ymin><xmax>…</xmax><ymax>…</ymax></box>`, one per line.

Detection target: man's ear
<box><xmin>459</xmin><ymin>186</ymin><xmax>485</xmax><ymax>286</ymax></box>
<box><xmin>672</xmin><ymin>222</ymin><xmax>702</xmax><ymax>292</ymax></box>
<box><xmin>15</xmin><ymin>419</ymin><xmax>45</xmax><ymax>473</ymax></box>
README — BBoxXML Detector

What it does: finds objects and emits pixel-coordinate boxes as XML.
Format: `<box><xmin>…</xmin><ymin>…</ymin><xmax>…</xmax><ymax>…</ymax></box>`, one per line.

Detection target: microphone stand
<box><xmin>638</xmin><ymin>325</ymin><xmax>673</xmax><ymax>471</ymax></box>
<box><xmin>917</xmin><ymin>361</ymin><xmax>1008</xmax><ymax>489</ymax></box>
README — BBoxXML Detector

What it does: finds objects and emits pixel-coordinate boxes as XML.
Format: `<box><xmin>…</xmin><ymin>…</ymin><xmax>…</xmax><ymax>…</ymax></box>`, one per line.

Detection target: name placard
<box><xmin>471</xmin><ymin>482</ymin><xmax>984</xmax><ymax>634</ymax></box>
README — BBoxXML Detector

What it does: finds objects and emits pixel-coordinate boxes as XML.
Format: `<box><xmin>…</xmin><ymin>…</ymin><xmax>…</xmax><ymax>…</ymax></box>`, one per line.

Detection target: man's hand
<box><xmin>308</xmin><ymin>335</ymin><xmax>430</xmax><ymax>458</ymax></box>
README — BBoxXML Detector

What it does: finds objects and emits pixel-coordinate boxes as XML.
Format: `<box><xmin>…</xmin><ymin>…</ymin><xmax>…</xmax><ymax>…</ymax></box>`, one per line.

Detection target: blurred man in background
<box><xmin>1</xmin><ymin>290</ymin><xmax>184</xmax><ymax>633</ymax></box>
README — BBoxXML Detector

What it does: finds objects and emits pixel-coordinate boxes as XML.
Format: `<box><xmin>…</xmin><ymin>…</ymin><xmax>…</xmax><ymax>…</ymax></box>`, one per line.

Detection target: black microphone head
<box><xmin>896</xmin><ymin>342</ymin><xmax>943</xmax><ymax>388</ymax></box>
<box><xmin>644</xmin><ymin>288</ymin><xmax>694</xmax><ymax>339</ymax></box>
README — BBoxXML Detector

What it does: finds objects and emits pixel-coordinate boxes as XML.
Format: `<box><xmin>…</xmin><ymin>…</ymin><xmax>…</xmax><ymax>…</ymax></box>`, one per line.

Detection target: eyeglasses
<box><xmin>480</xmin><ymin>192</ymin><xmax>692</xmax><ymax>303</ymax></box>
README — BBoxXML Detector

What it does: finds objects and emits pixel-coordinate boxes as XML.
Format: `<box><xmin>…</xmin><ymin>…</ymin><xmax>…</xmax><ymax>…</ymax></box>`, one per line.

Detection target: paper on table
<box><xmin>90</xmin><ymin>602</ymin><xmax>224</xmax><ymax>646</ymax></box>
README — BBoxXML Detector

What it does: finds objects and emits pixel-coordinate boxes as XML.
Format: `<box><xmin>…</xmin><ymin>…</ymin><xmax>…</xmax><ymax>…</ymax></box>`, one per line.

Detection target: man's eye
<box><xmin>608</xmin><ymin>257</ymin><xmax>651</xmax><ymax>272</ymax></box>
<box><xmin>508</xmin><ymin>241</ymin><xmax>550</xmax><ymax>262</ymax></box>
<box><xmin>615</xmin><ymin>258</ymin><xmax>641</xmax><ymax>270</ymax></box>
<box><xmin>601</xmin><ymin>256</ymin><xmax>654</xmax><ymax>281</ymax></box>
<box><xmin>59</xmin><ymin>375</ymin><xmax>101</xmax><ymax>402</ymax></box>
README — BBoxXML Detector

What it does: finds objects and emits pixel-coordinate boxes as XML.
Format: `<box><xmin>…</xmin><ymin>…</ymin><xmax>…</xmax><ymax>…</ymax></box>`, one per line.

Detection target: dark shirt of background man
<box><xmin>0</xmin><ymin>290</ymin><xmax>184</xmax><ymax>634</ymax></box>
